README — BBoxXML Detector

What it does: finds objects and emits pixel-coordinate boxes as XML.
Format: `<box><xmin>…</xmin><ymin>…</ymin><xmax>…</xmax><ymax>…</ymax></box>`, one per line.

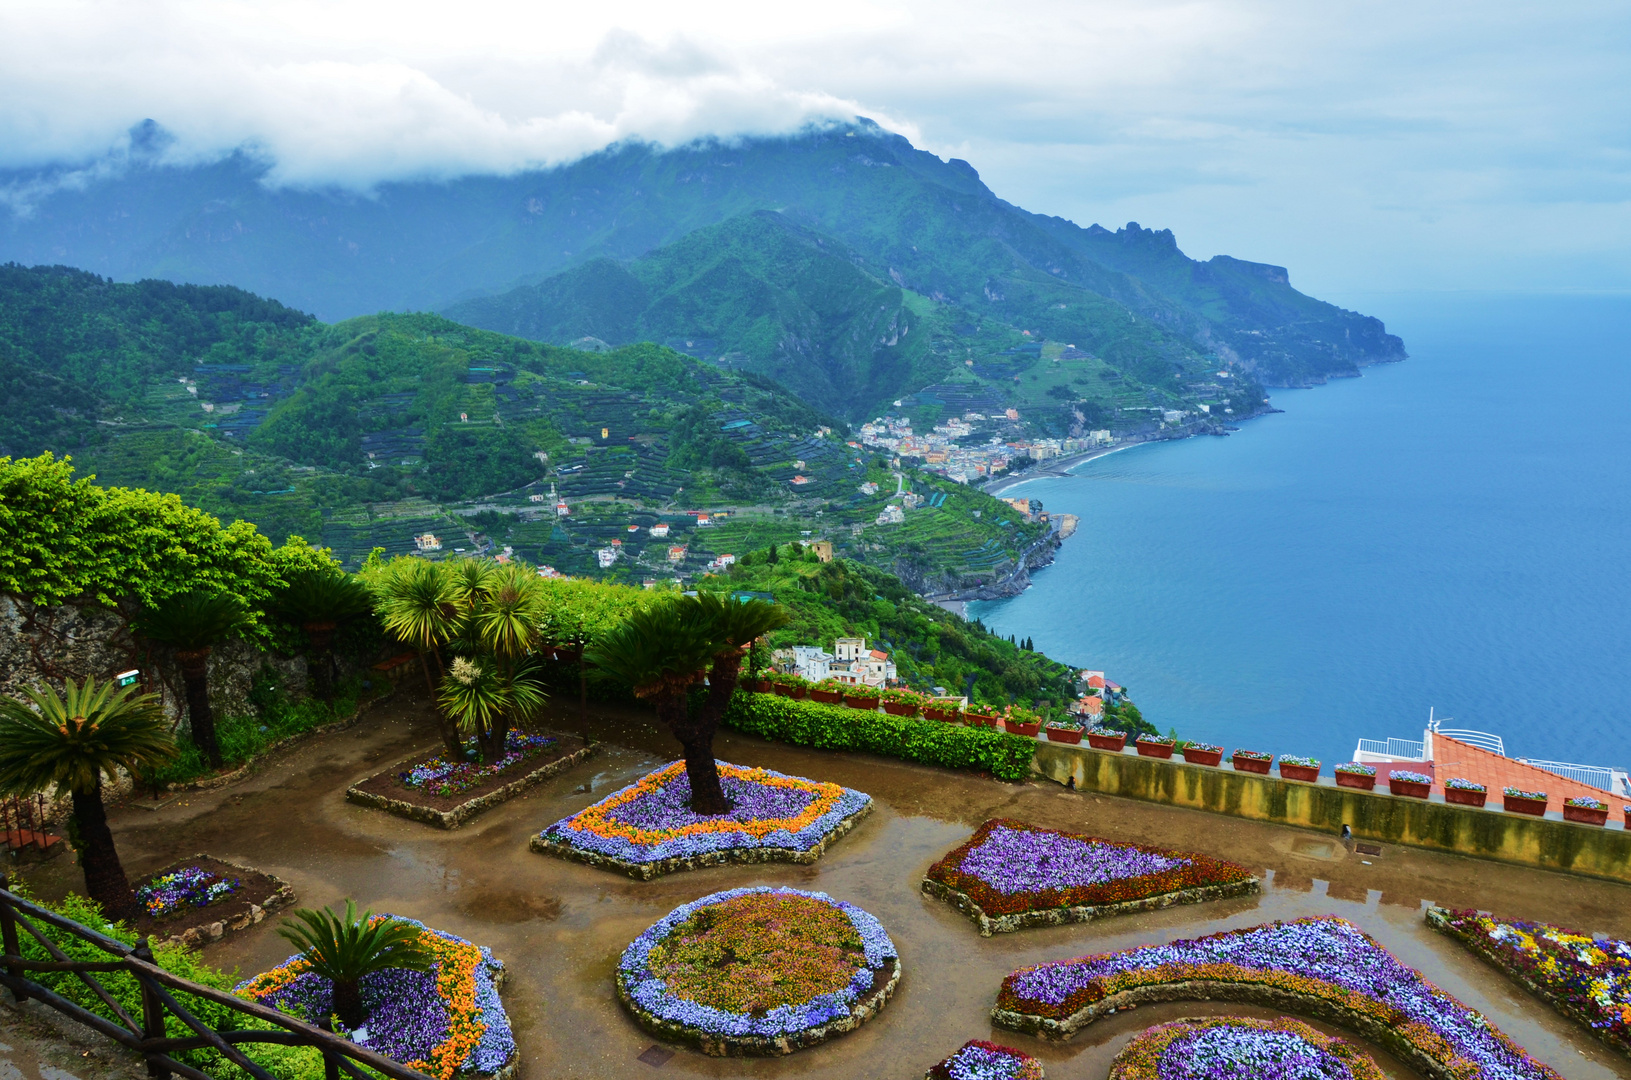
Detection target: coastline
<box><xmin>980</xmin><ymin>441</ymin><xmax>1140</xmax><ymax>497</ymax></box>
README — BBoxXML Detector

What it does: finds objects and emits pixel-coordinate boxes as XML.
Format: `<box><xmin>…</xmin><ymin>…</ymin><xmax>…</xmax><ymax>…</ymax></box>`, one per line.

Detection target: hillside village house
<box><xmin>784</xmin><ymin>636</ymin><xmax>898</xmax><ymax>687</ymax></box>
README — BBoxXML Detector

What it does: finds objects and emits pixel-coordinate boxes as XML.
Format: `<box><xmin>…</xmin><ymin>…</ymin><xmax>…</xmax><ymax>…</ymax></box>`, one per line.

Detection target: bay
<box><xmin>972</xmin><ymin>293</ymin><xmax>1631</xmax><ymax>771</ymax></box>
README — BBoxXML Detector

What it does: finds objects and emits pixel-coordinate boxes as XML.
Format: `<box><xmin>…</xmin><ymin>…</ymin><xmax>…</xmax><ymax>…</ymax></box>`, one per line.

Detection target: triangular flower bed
<box><xmin>921</xmin><ymin>818</ymin><xmax>1257</xmax><ymax>935</ymax></box>
<box><xmin>926</xmin><ymin>1039</ymin><xmax>1043</xmax><ymax>1079</ymax></box>
<box><xmin>994</xmin><ymin>916</ymin><xmax>1561</xmax><ymax>1080</ymax></box>
<box><xmin>532</xmin><ymin>761</ymin><xmax>872</xmax><ymax>879</ymax></box>
<box><xmin>236</xmin><ymin>916</ymin><xmax>515</xmax><ymax>1080</ymax></box>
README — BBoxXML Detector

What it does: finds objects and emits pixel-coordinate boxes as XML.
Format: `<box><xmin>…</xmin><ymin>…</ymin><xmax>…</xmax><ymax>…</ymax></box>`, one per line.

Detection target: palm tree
<box><xmin>276</xmin><ymin>900</ymin><xmax>432</xmax><ymax>1031</ymax></box>
<box><xmin>135</xmin><ymin>591</ymin><xmax>249</xmax><ymax>768</ymax></box>
<box><xmin>438</xmin><ymin>560</ymin><xmax>549</xmax><ymax>761</ymax></box>
<box><xmin>0</xmin><ymin>678</ymin><xmax>175</xmax><ymax>921</ymax></box>
<box><xmin>276</xmin><ymin>569</ymin><xmax>374</xmax><ymax>702</ymax></box>
<box><xmin>372</xmin><ymin>559</ymin><xmax>463</xmax><ymax>756</ymax></box>
<box><xmin>586</xmin><ymin>600</ymin><xmax>726</xmax><ymax>812</ymax></box>
<box><xmin>691</xmin><ymin>594</ymin><xmax>790</xmax><ymax>736</ymax></box>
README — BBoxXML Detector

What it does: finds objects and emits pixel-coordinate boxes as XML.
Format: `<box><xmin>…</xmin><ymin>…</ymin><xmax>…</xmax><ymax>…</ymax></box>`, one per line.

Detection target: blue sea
<box><xmin>973</xmin><ymin>293</ymin><xmax>1631</xmax><ymax>770</ymax></box>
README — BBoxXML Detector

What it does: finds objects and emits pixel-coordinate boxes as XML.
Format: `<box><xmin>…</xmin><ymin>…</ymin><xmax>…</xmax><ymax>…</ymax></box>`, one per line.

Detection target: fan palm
<box><xmin>439</xmin><ymin>560</ymin><xmax>549</xmax><ymax>761</ymax></box>
<box><xmin>276</xmin><ymin>900</ymin><xmax>433</xmax><ymax>1031</ymax></box>
<box><xmin>690</xmin><ymin>594</ymin><xmax>791</xmax><ymax>735</ymax></box>
<box><xmin>373</xmin><ymin>559</ymin><xmax>463</xmax><ymax>755</ymax></box>
<box><xmin>586</xmin><ymin>600</ymin><xmax>726</xmax><ymax>811</ymax></box>
<box><xmin>276</xmin><ymin>569</ymin><xmax>374</xmax><ymax>702</ymax></box>
<box><xmin>0</xmin><ymin>678</ymin><xmax>176</xmax><ymax>921</ymax></box>
<box><xmin>135</xmin><ymin>591</ymin><xmax>249</xmax><ymax>768</ymax></box>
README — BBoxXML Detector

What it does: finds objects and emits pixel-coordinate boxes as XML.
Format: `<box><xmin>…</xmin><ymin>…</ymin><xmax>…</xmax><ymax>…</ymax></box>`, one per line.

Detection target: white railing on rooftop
<box><xmin>1355</xmin><ymin>737</ymin><xmax>1425</xmax><ymax>760</ymax></box>
<box><xmin>1434</xmin><ymin>729</ymin><xmax>1506</xmax><ymax>755</ymax></box>
<box><xmin>1518</xmin><ymin>759</ymin><xmax>1626</xmax><ymax>794</ymax></box>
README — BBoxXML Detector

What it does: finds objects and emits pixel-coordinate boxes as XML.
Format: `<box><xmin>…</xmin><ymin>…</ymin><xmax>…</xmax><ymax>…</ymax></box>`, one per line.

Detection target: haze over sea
<box><xmin>975</xmin><ymin>293</ymin><xmax>1631</xmax><ymax>772</ymax></box>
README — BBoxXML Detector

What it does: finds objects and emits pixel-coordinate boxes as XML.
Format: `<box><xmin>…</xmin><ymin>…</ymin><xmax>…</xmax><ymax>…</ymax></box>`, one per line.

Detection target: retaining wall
<box><xmin>1034</xmin><ymin>742</ymin><xmax>1631</xmax><ymax>883</ymax></box>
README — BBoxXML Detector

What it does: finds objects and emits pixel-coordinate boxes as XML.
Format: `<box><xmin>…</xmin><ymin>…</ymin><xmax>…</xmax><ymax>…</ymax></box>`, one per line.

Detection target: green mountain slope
<box><xmin>0</xmin><ymin>121</ymin><xmax>1403</xmax><ymax>388</ymax></box>
<box><xmin>0</xmin><ymin>265</ymin><xmax>1056</xmax><ymax>595</ymax></box>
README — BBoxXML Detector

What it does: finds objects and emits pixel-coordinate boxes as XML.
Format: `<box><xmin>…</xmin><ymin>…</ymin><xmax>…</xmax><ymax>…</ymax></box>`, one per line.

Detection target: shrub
<box><xmin>722</xmin><ymin>694</ymin><xmax>1035</xmax><ymax>781</ymax></box>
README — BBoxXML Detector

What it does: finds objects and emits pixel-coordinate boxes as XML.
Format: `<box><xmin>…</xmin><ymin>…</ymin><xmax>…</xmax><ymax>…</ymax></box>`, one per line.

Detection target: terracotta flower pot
<box><xmin>1136</xmin><ymin>741</ymin><xmax>1174</xmax><ymax>759</ymax></box>
<box><xmin>753</xmin><ymin>680</ymin><xmax>773</xmax><ymax>693</ymax></box>
<box><xmin>1181</xmin><ymin>747</ymin><xmax>1223</xmax><ymax>767</ymax></box>
<box><xmin>1389</xmin><ymin>778</ymin><xmax>1431</xmax><ymax>799</ymax></box>
<box><xmin>1232</xmin><ymin>755</ymin><xmax>1272</xmax><ymax>774</ymax></box>
<box><xmin>773</xmin><ymin>683</ymin><xmax>797</xmax><ymax>697</ymax></box>
<box><xmin>1279</xmin><ymin>763</ymin><xmax>1320</xmax><ymax>783</ymax></box>
<box><xmin>810</xmin><ymin>689</ymin><xmax>844</xmax><ymax>704</ymax></box>
<box><xmin>1087</xmin><ymin>731</ymin><xmax>1127</xmax><ymax>752</ymax></box>
<box><xmin>882</xmin><ymin>701</ymin><xmax>919</xmax><ymax>717</ymax></box>
<box><xmin>1503</xmin><ymin>794</ymin><xmax>1547</xmax><ymax>817</ymax></box>
<box><xmin>845</xmin><ymin>694</ymin><xmax>880</xmax><ymax>711</ymax></box>
<box><xmin>1005</xmin><ymin>720</ymin><xmax>1042</xmax><ymax>737</ymax></box>
<box><xmin>1564</xmin><ymin>804</ymin><xmax>1610</xmax><ymax>826</ymax></box>
<box><xmin>922</xmin><ymin>706</ymin><xmax>956</xmax><ymax>722</ymax></box>
<box><xmin>1444</xmin><ymin>787</ymin><xmax>1487</xmax><ymax>807</ymax></box>
<box><xmin>1335</xmin><ymin>771</ymin><xmax>1376</xmax><ymax>791</ymax></box>
<box><xmin>1045</xmin><ymin>727</ymin><xmax>1084</xmax><ymax>744</ymax></box>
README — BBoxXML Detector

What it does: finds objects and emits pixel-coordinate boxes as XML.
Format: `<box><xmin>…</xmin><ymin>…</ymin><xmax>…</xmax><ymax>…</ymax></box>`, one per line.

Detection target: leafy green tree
<box><xmin>586</xmin><ymin>600</ymin><xmax>724</xmax><ymax>811</ymax></box>
<box><xmin>135</xmin><ymin>591</ymin><xmax>249</xmax><ymax>768</ymax></box>
<box><xmin>275</xmin><ymin>900</ymin><xmax>432</xmax><ymax>1031</ymax></box>
<box><xmin>369</xmin><ymin>557</ymin><xmax>462</xmax><ymax>755</ymax></box>
<box><xmin>438</xmin><ymin>560</ymin><xmax>549</xmax><ymax>761</ymax></box>
<box><xmin>0</xmin><ymin>678</ymin><xmax>175</xmax><ymax>921</ymax></box>
<box><xmin>275</xmin><ymin>568</ymin><xmax>374</xmax><ymax>701</ymax></box>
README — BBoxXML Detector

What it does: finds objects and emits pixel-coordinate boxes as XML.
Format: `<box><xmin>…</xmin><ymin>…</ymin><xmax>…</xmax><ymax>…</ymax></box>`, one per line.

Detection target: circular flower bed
<box><xmin>1109</xmin><ymin>1016</ymin><xmax>1384</xmax><ymax>1080</ymax></box>
<box><xmin>923</xmin><ymin>818</ymin><xmax>1257</xmax><ymax>935</ymax></box>
<box><xmin>236</xmin><ymin>916</ymin><xmax>514</xmax><ymax>1080</ymax></box>
<box><xmin>994</xmin><ymin>916</ymin><xmax>1560</xmax><ymax>1080</ymax></box>
<box><xmin>533</xmin><ymin>761</ymin><xmax>872</xmax><ymax>879</ymax></box>
<box><xmin>617</xmin><ymin>886</ymin><xmax>899</xmax><ymax>1056</ymax></box>
<box><xmin>927</xmin><ymin>1039</ymin><xmax>1044</xmax><ymax>1079</ymax></box>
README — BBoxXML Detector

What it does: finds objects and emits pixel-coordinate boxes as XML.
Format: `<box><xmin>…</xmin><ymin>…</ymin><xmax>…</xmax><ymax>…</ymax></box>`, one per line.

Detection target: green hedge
<box><xmin>723</xmin><ymin>693</ymin><xmax>1037</xmax><ymax>782</ymax></box>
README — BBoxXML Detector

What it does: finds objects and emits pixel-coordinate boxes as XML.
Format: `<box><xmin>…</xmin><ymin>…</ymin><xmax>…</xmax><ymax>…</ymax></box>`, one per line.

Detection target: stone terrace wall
<box><xmin>1034</xmin><ymin>741</ymin><xmax>1631</xmax><ymax>884</ymax></box>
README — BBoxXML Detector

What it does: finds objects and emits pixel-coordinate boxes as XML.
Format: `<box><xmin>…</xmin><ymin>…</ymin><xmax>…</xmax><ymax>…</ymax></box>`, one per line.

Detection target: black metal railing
<box><xmin>0</xmin><ymin>876</ymin><xmax>433</xmax><ymax>1080</ymax></box>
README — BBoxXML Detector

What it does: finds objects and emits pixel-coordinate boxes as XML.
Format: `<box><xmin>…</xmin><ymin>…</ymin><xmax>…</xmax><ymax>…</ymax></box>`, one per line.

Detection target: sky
<box><xmin>2</xmin><ymin>0</ymin><xmax>1629</xmax><ymax>300</ymax></box>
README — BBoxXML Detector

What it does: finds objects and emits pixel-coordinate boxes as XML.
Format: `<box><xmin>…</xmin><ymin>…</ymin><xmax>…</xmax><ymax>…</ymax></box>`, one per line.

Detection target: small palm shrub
<box><xmin>276</xmin><ymin>900</ymin><xmax>433</xmax><ymax>1030</ymax></box>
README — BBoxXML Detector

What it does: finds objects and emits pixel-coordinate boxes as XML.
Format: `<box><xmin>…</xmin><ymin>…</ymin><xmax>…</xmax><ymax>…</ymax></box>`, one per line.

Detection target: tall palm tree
<box><xmin>455</xmin><ymin>561</ymin><xmax>548</xmax><ymax>760</ymax></box>
<box><xmin>373</xmin><ymin>559</ymin><xmax>463</xmax><ymax>755</ymax></box>
<box><xmin>690</xmin><ymin>594</ymin><xmax>791</xmax><ymax>735</ymax></box>
<box><xmin>276</xmin><ymin>569</ymin><xmax>374</xmax><ymax>702</ymax></box>
<box><xmin>276</xmin><ymin>900</ymin><xmax>432</xmax><ymax>1031</ymax></box>
<box><xmin>0</xmin><ymin>678</ymin><xmax>175</xmax><ymax>921</ymax></box>
<box><xmin>135</xmin><ymin>591</ymin><xmax>249</xmax><ymax>768</ymax></box>
<box><xmin>586</xmin><ymin>600</ymin><xmax>726</xmax><ymax>812</ymax></box>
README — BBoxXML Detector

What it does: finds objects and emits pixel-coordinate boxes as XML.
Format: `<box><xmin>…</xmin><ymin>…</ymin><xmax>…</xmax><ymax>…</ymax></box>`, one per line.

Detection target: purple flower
<box><xmin>958</xmin><ymin>825</ymin><xmax>1189</xmax><ymax>896</ymax></box>
<box><xmin>136</xmin><ymin>866</ymin><xmax>240</xmax><ymax>919</ymax></box>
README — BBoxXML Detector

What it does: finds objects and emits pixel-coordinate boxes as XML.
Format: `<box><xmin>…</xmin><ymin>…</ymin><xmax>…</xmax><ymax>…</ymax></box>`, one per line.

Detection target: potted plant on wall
<box><xmin>1044</xmin><ymin>717</ymin><xmax>1086</xmax><ymax>744</ymax></box>
<box><xmin>1388</xmin><ymin>770</ymin><xmax>1432</xmax><ymax>799</ymax></box>
<box><xmin>1087</xmin><ymin>726</ymin><xmax>1128</xmax><ymax>752</ymax></box>
<box><xmin>768</xmin><ymin>671</ymin><xmax>808</xmax><ymax>698</ymax></box>
<box><xmin>844</xmin><ymin>685</ymin><xmax>882</xmax><ymax>711</ymax></box>
<box><xmin>922</xmin><ymin>698</ymin><xmax>962</xmax><ymax>722</ymax></box>
<box><xmin>1334</xmin><ymin>762</ymin><xmax>1376</xmax><ymax>790</ymax></box>
<box><xmin>1443</xmin><ymin>777</ymin><xmax>1487</xmax><ymax>806</ymax></box>
<box><xmin>880</xmin><ymin>688</ymin><xmax>924</xmax><ymax>717</ymax></box>
<box><xmin>1503</xmin><ymin>786</ymin><xmax>1548</xmax><ymax>816</ymax></box>
<box><xmin>1135</xmin><ymin>734</ymin><xmax>1176</xmax><ymax>759</ymax></box>
<box><xmin>1231</xmin><ymin>748</ymin><xmax>1273</xmax><ymax>774</ymax></box>
<box><xmin>808</xmin><ymin>678</ymin><xmax>847</xmax><ymax>705</ymax></box>
<box><xmin>1003</xmin><ymin>708</ymin><xmax>1042</xmax><ymax>737</ymax></box>
<box><xmin>1179</xmin><ymin>741</ymin><xmax>1224</xmax><ymax>767</ymax></box>
<box><xmin>965</xmin><ymin>703</ymin><xmax>1001</xmax><ymax>727</ymax></box>
<box><xmin>1278</xmin><ymin>755</ymin><xmax>1321</xmax><ymax>783</ymax></box>
<box><xmin>1564</xmin><ymin>795</ymin><xmax>1610</xmax><ymax>826</ymax></box>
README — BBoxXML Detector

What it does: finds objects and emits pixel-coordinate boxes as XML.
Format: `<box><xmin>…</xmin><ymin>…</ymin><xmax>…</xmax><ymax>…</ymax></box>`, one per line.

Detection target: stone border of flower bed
<box><xmin>1426</xmin><ymin>906</ymin><xmax>1631</xmax><ymax>1060</ymax></box>
<box><xmin>151</xmin><ymin>854</ymin><xmax>295</xmax><ymax>950</ymax></box>
<box><xmin>921</xmin><ymin>875</ymin><xmax>1259</xmax><ymax>937</ymax></box>
<box><xmin>531</xmin><ymin>799</ymin><xmax>873</xmax><ymax>881</ymax></box>
<box><xmin>346</xmin><ymin>736</ymin><xmax>595</xmax><ymax>829</ymax></box>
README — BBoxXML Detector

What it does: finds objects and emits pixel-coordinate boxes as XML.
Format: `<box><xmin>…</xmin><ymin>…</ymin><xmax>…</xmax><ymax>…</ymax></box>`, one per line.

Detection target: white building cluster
<box><xmin>779</xmin><ymin>636</ymin><xmax>898</xmax><ymax>687</ymax></box>
<box><xmin>855</xmin><ymin>414</ymin><xmax>1113</xmax><ymax>484</ymax></box>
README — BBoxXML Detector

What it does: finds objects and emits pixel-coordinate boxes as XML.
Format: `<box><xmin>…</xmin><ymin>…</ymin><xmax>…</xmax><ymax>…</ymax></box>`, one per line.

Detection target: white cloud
<box><xmin>0</xmin><ymin>0</ymin><xmax>1627</xmax><ymax>291</ymax></box>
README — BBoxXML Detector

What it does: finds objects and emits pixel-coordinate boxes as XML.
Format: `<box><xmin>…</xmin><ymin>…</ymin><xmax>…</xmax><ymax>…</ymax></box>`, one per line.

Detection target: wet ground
<box><xmin>15</xmin><ymin>691</ymin><xmax>1631</xmax><ymax>1079</ymax></box>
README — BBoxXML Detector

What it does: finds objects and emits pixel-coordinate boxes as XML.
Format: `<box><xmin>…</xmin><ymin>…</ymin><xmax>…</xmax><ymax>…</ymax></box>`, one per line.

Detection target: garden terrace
<box><xmin>10</xmin><ymin>690</ymin><xmax>1628</xmax><ymax>1080</ymax></box>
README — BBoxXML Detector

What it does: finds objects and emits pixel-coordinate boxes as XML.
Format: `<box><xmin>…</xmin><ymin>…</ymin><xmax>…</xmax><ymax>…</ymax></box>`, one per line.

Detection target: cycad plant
<box><xmin>276</xmin><ymin>900</ymin><xmax>433</xmax><ymax>1031</ymax></box>
<box><xmin>372</xmin><ymin>558</ymin><xmax>463</xmax><ymax>755</ymax></box>
<box><xmin>276</xmin><ymin>568</ymin><xmax>374</xmax><ymax>702</ymax></box>
<box><xmin>135</xmin><ymin>591</ymin><xmax>249</xmax><ymax>768</ymax></box>
<box><xmin>690</xmin><ymin>594</ymin><xmax>791</xmax><ymax>736</ymax></box>
<box><xmin>586</xmin><ymin>599</ymin><xmax>727</xmax><ymax>812</ymax></box>
<box><xmin>0</xmin><ymin>678</ymin><xmax>176</xmax><ymax>921</ymax></box>
<box><xmin>439</xmin><ymin>561</ymin><xmax>548</xmax><ymax>761</ymax></box>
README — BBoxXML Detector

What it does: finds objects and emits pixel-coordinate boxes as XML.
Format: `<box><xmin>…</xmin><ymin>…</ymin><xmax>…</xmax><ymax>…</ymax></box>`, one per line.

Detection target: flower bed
<box><xmin>616</xmin><ymin>886</ymin><xmax>899</xmax><ymax>1056</ymax></box>
<box><xmin>993</xmin><ymin>916</ymin><xmax>1561</xmax><ymax>1080</ymax></box>
<box><xmin>1429</xmin><ymin>907</ymin><xmax>1631</xmax><ymax>1056</ymax></box>
<box><xmin>134</xmin><ymin>855</ymin><xmax>295</xmax><ymax>949</ymax></box>
<box><xmin>348</xmin><ymin>731</ymin><xmax>593</xmax><ymax>829</ymax></box>
<box><xmin>922</xmin><ymin>818</ymin><xmax>1258</xmax><ymax>936</ymax></box>
<box><xmin>532</xmin><ymin>761</ymin><xmax>872</xmax><ymax>879</ymax></box>
<box><xmin>1108</xmin><ymin>1016</ymin><xmax>1384</xmax><ymax>1080</ymax></box>
<box><xmin>139</xmin><ymin>865</ymin><xmax>240</xmax><ymax>920</ymax></box>
<box><xmin>926</xmin><ymin>1040</ymin><xmax>1044</xmax><ymax>1080</ymax></box>
<box><xmin>237</xmin><ymin>916</ymin><xmax>514</xmax><ymax>1080</ymax></box>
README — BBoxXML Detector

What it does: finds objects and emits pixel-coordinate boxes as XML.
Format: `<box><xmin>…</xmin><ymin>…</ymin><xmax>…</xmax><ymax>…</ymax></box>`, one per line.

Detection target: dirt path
<box><xmin>15</xmin><ymin>691</ymin><xmax>1631</xmax><ymax>1079</ymax></box>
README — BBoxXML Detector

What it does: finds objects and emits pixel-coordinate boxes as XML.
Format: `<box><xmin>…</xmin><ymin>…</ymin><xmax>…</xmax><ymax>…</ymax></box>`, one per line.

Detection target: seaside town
<box><xmin>854</xmin><ymin>413</ymin><xmax>1115</xmax><ymax>484</ymax></box>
